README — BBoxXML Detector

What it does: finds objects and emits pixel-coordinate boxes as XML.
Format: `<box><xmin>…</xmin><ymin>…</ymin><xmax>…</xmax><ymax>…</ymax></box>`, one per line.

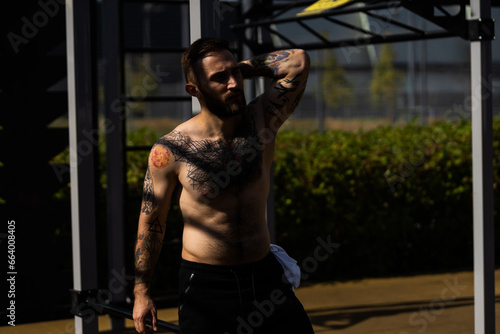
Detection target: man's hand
<box><xmin>238</xmin><ymin>49</ymin><xmax>309</xmax><ymax>80</ymax></box>
<box><xmin>237</xmin><ymin>60</ymin><xmax>265</xmax><ymax>79</ymax></box>
<box><xmin>133</xmin><ymin>292</ymin><xmax>158</xmax><ymax>333</ymax></box>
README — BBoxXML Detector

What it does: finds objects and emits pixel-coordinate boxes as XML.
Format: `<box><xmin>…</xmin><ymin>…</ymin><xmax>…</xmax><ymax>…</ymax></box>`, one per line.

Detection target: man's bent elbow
<box><xmin>293</xmin><ymin>49</ymin><xmax>310</xmax><ymax>74</ymax></box>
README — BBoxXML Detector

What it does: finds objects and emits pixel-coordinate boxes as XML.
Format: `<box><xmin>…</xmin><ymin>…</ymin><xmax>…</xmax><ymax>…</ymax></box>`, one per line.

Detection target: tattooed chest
<box><xmin>159</xmin><ymin>133</ymin><xmax>264</xmax><ymax>198</ymax></box>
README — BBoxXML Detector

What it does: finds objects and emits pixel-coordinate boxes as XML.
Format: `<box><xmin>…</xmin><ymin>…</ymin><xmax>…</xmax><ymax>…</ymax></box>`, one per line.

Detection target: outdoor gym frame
<box><xmin>65</xmin><ymin>0</ymin><xmax>496</xmax><ymax>333</ymax></box>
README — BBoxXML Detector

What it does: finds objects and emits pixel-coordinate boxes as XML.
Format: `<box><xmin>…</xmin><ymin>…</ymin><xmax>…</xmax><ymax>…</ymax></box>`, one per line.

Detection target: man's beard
<box><xmin>200</xmin><ymin>88</ymin><xmax>247</xmax><ymax>118</ymax></box>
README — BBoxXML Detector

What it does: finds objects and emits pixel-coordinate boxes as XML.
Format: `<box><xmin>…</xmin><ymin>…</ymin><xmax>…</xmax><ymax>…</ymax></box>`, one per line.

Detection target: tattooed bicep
<box><xmin>140</xmin><ymin>133</ymin><xmax>183</xmax><ymax>215</ymax></box>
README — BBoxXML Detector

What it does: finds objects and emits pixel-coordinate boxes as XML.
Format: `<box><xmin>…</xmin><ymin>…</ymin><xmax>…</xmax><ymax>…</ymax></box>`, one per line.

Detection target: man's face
<box><xmin>196</xmin><ymin>50</ymin><xmax>246</xmax><ymax>118</ymax></box>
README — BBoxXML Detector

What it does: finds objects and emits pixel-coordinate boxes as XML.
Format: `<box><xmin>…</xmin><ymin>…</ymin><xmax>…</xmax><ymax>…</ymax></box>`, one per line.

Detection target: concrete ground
<box><xmin>2</xmin><ymin>270</ymin><xmax>500</xmax><ymax>333</ymax></box>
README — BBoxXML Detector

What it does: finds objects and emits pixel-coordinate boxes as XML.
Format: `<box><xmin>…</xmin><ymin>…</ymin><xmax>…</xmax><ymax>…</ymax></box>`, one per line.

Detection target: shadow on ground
<box><xmin>307</xmin><ymin>296</ymin><xmax>500</xmax><ymax>331</ymax></box>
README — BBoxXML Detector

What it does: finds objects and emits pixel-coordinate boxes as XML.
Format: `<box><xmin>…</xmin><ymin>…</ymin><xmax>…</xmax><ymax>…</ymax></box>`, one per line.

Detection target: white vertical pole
<box><xmin>470</xmin><ymin>0</ymin><xmax>495</xmax><ymax>333</ymax></box>
<box><xmin>189</xmin><ymin>0</ymin><xmax>221</xmax><ymax>115</ymax></box>
<box><xmin>66</xmin><ymin>0</ymin><xmax>99</xmax><ymax>332</ymax></box>
<box><xmin>189</xmin><ymin>0</ymin><xmax>202</xmax><ymax>42</ymax></box>
<box><xmin>189</xmin><ymin>0</ymin><xmax>202</xmax><ymax>115</ymax></box>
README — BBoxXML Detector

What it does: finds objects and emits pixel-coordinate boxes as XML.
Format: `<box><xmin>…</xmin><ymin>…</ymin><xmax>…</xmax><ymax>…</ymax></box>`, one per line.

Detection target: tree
<box><xmin>321</xmin><ymin>50</ymin><xmax>354</xmax><ymax>110</ymax></box>
<box><xmin>370</xmin><ymin>43</ymin><xmax>404</xmax><ymax>123</ymax></box>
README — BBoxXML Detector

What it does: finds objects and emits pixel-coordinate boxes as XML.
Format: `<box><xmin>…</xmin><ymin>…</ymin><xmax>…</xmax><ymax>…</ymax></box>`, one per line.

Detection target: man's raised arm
<box><xmin>238</xmin><ymin>49</ymin><xmax>310</xmax><ymax>128</ymax></box>
<box><xmin>133</xmin><ymin>139</ymin><xmax>177</xmax><ymax>334</ymax></box>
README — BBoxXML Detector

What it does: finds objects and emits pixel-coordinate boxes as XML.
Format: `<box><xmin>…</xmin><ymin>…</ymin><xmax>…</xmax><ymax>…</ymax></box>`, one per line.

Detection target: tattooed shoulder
<box><xmin>153</xmin><ymin>131</ymin><xmax>190</xmax><ymax>161</ymax></box>
<box><xmin>150</xmin><ymin>144</ymin><xmax>171</xmax><ymax>169</ymax></box>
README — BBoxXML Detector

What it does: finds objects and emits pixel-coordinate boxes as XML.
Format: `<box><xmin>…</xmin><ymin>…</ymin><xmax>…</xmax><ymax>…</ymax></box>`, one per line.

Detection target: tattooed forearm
<box><xmin>147</xmin><ymin>217</ymin><xmax>164</xmax><ymax>234</ymax></box>
<box><xmin>141</xmin><ymin>167</ymin><xmax>157</xmax><ymax>215</ymax></box>
<box><xmin>240</xmin><ymin>49</ymin><xmax>309</xmax><ymax>119</ymax></box>
<box><xmin>134</xmin><ymin>231</ymin><xmax>163</xmax><ymax>283</ymax></box>
<box><xmin>274</xmin><ymin>74</ymin><xmax>302</xmax><ymax>100</ymax></box>
<box><xmin>265</xmin><ymin>73</ymin><xmax>304</xmax><ymax>116</ymax></box>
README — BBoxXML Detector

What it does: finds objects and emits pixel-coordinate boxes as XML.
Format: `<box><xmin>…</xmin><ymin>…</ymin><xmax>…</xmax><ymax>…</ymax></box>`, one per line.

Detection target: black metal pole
<box><xmin>103</xmin><ymin>0</ymin><xmax>126</xmax><ymax>330</ymax></box>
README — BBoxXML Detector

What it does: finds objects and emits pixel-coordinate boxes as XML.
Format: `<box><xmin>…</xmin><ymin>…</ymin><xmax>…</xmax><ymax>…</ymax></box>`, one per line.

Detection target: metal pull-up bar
<box><xmin>89</xmin><ymin>301</ymin><xmax>180</xmax><ymax>333</ymax></box>
<box><xmin>69</xmin><ymin>289</ymin><xmax>180</xmax><ymax>333</ymax></box>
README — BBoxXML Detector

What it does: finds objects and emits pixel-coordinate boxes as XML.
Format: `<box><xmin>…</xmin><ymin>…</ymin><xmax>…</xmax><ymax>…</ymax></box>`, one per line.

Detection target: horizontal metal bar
<box><xmin>125</xmin><ymin>96</ymin><xmax>191</xmax><ymax>102</ymax></box>
<box><xmin>362</xmin><ymin>10</ymin><xmax>426</xmax><ymax>34</ymax></box>
<box><xmin>271</xmin><ymin>0</ymin><xmax>315</xmax><ymax>10</ymax></box>
<box><xmin>231</xmin><ymin>2</ymin><xmax>402</xmax><ymax>30</ymax></box>
<box><xmin>90</xmin><ymin>302</ymin><xmax>180</xmax><ymax>333</ymax></box>
<box><xmin>124</xmin><ymin>47</ymin><xmax>187</xmax><ymax>53</ymax></box>
<box><xmin>263</xmin><ymin>29</ymin><xmax>454</xmax><ymax>51</ymax></box>
<box><xmin>265</xmin><ymin>25</ymin><xmax>300</xmax><ymax>48</ymax></box>
<box><xmin>324</xmin><ymin>15</ymin><xmax>382</xmax><ymax>37</ymax></box>
<box><xmin>297</xmin><ymin>20</ymin><xmax>331</xmax><ymax>44</ymax></box>
<box><xmin>244</xmin><ymin>0</ymin><xmax>315</xmax><ymax>19</ymax></box>
<box><xmin>269</xmin><ymin>2</ymin><xmax>309</xmax><ymax>20</ymax></box>
<box><xmin>435</xmin><ymin>4</ymin><xmax>454</xmax><ymax>17</ymax></box>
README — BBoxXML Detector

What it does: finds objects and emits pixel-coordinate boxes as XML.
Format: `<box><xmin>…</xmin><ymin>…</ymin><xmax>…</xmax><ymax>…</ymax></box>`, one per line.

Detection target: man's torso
<box><xmin>161</xmin><ymin>107</ymin><xmax>274</xmax><ymax>265</ymax></box>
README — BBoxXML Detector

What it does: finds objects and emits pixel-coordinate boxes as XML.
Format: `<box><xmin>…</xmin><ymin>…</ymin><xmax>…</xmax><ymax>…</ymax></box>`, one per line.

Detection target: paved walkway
<box><xmin>2</xmin><ymin>270</ymin><xmax>500</xmax><ymax>333</ymax></box>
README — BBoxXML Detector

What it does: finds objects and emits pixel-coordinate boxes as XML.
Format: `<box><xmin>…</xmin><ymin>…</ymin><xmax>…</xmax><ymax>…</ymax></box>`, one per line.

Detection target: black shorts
<box><xmin>178</xmin><ymin>252</ymin><xmax>315</xmax><ymax>334</ymax></box>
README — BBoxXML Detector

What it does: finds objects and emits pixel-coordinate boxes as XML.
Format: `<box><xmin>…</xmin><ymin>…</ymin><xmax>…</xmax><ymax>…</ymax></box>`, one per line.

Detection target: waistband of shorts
<box><xmin>180</xmin><ymin>251</ymin><xmax>275</xmax><ymax>273</ymax></box>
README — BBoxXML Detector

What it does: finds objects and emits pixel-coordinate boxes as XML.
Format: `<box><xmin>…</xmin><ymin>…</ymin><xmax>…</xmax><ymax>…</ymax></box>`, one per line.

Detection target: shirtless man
<box><xmin>133</xmin><ymin>38</ymin><xmax>312</xmax><ymax>334</ymax></box>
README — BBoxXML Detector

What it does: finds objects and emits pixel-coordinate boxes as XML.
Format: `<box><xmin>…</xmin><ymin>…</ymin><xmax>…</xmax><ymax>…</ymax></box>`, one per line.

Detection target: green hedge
<box><xmin>273</xmin><ymin>118</ymin><xmax>500</xmax><ymax>281</ymax></box>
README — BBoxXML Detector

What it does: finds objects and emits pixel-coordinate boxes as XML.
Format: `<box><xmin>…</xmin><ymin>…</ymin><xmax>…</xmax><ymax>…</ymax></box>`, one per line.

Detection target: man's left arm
<box><xmin>239</xmin><ymin>49</ymin><xmax>310</xmax><ymax>129</ymax></box>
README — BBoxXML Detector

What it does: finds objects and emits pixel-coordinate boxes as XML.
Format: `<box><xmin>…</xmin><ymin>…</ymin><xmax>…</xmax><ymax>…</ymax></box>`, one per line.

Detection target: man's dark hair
<box><xmin>181</xmin><ymin>38</ymin><xmax>232</xmax><ymax>85</ymax></box>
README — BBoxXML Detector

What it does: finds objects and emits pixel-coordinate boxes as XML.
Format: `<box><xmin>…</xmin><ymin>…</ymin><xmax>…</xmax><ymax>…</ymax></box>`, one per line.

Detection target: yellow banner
<box><xmin>297</xmin><ymin>0</ymin><xmax>355</xmax><ymax>16</ymax></box>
